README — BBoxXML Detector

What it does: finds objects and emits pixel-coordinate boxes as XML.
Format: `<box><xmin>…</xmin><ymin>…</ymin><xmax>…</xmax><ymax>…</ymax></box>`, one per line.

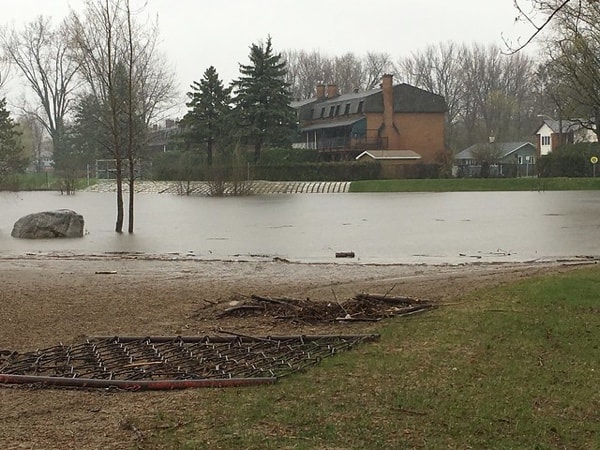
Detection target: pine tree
<box><xmin>0</xmin><ymin>98</ymin><xmax>27</xmax><ymax>182</ymax></box>
<box><xmin>183</xmin><ymin>66</ymin><xmax>232</xmax><ymax>166</ymax></box>
<box><xmin>233</xmin><ymin>36</ymin><xmax>296</xmax><ymax>163</ymax></box>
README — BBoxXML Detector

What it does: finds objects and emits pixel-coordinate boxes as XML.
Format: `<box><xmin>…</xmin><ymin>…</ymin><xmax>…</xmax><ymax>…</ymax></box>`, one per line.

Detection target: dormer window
<box><xmin>357</xmin><ymin>101</ymin><xmax>364</xmax><ymax>114</ymax></box>
<box><xmin>329</xmin><ymin>106</ymin><xmax>335</xmax><ymax>117</ymax></box>
<box><xmin>344</xmin><ymin>103</ymin><xmax>350</xmax><ymax>115</ymax></box>
<box><xmin>320</xmin><ymin>107</ymin><xmax>325</xmax><ymax>118</ymax></box>
<box><xmin>335</xmin><ymin>105</ymin><xmax>340</xmax><ymax>116</ymax></box>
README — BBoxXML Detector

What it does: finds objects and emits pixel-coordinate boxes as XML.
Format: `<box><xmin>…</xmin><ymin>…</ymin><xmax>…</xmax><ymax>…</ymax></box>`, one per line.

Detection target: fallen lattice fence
<box><xmin>0</xmin><ymin>334</ymin><xmax>378</xmax><ymax>391</ymax></box>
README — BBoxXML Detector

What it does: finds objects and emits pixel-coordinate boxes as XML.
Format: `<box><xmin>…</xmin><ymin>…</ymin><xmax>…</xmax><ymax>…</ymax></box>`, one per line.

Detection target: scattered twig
<box><xmin>250</xmin><ymin>294</ymin><xmax>301</xmax><ymax>308</ymax></box>
<box><xmin>397</xmin><ymin>407</ymin><xmax>427</xmax><ymax>416</ymax></box>
<box><xmin>382</xmin><ymin>283</ymin><xmax>398</xmax><ymax>298</ymax></box>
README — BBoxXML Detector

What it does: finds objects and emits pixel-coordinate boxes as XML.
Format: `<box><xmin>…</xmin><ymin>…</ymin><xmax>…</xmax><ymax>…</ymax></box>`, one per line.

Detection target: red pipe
<box><xmin>88</xmin><ymin>334</ymin><xmax>380</xmax><ymax>343</ymax></box>
<box><xmin>0</xmin><ymin>374</ymin><xmax>276</xmax><ymax>390</ymax></box>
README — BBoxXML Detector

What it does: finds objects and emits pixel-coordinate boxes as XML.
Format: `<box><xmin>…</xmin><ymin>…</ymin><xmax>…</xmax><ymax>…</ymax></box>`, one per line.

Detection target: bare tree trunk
<box><xmin>128</xmin><ymin>172</ymin><xmax>134</xmax><ymax>233</ymax></box>
<box><xmin>115</xmin><ymin>159</ymin><xmax>124</xmax><ymax>232</ymax></box>
<box><xmin>126</xmin><ymin>0</ymin><xmax>135</xmax><ymax>234</ymax></box>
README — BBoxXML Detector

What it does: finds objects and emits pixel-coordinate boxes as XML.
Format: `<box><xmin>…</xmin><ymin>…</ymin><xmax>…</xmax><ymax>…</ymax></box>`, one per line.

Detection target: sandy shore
<box><xmin>0</xmin><ymin>255</ymin><xmax>596</xmax><ymax>449</ymax></box>
<box><xmin>1</xmin><ymin>255</ymin><xmax>593</xmax><ymax>350</ymax></box>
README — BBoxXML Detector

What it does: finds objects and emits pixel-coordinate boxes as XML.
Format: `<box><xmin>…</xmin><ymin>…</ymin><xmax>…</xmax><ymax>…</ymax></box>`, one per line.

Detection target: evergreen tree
<box><xmin>60</xmin><ymin>93</ymin><xmax>110</xmax><ymax>183</ymax></box>
<box><xmin>233</xmin><ymin>36</ymin><xmax>296</xmax><ymax>163</ymax></box>
<box><xmin>0</xmin><ymin>98</ymin><xmax>27</xmax><ymax>182</ymax></box>
<box><xmin>183</xmin><ymin>66</ymin><xmax>232</xmax><ymax>166</ymax></box>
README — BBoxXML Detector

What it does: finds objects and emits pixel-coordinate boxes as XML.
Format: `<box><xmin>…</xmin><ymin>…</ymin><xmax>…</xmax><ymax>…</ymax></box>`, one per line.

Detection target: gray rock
<box><xmin>11</xmin><ymin>209</ymin><xmax>85</xmax><ymax>239</ymax></box>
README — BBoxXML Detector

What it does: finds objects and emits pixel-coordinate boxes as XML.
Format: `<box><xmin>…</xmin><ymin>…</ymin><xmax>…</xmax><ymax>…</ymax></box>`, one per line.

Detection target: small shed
<box><xmin>355</xmin><ymin>150</ymin><xmax>422</xmax><ymax>179</ymax></box>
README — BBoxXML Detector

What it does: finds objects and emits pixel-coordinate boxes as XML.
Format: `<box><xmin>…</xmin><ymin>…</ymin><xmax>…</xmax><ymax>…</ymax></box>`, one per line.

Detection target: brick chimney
<box><xmin>382</xmin><ymin>74</ymin><xmax>396</xmax><ymax>144</ymax></box>
<box><xmin>326</xmin><ymin>84</ymin><xmax>339</xmax><ymax>98</ymax></box>
<box><xmin>316</xmin><ymin>84</ymin><xmax>325</xmax><ymax>99</ymax></box>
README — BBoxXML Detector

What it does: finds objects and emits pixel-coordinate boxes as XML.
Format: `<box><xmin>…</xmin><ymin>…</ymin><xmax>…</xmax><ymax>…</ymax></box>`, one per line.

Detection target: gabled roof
<box><xmin>535</xmin><ymin>119</ymin><xmax>583</xmax><ymax>134</ymax></box>
<box><xmin>355</xmin><ymin>150</ymin><xmax>422</xmax><ymax>160</ymax></box>
<box><xmin>455</xmin><ymin>142</ymin><xmax>535</xmax><ymax>160</ymax></box>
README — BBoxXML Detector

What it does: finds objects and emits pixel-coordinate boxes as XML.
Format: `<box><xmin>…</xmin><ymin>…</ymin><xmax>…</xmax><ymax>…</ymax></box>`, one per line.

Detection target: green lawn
<box><xmin>350</xmin><ymin>177</ymin><xmax>600</xmax><ymax>192</ymax></box>
<box><xmin>138</xmin><ymin>266</ymin><xmax>600</xmax><ymax>449</ymax></box>
<box><xmin>0</xmin><ymin>173</ymin><xmax>94</xmax><ymax>191</ymax></box>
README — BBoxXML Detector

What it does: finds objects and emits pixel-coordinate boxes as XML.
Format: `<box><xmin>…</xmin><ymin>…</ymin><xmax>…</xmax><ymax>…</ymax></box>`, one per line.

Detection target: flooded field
<box><xmin>1</xmin><ymin>190</ymin><xmax>599</xmax><ymax>264</ymax></box>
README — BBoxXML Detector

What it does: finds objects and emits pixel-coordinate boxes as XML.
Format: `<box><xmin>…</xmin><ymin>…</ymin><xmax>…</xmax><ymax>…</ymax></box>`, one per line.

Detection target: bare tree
<box><xmin>508</xmin><ymin>0</ymin><xmax>600</xmax><ymax>52</ymax></box>
<box><xmin>19</xmin><ymin>112</ymin><xmax>46</xmax><ymax>172</ymax></box>
<box><xmin>398</xmin><ymin>42</ymin><xmax>538</xmax><ymax>150</ymax></box>
<box><xmin>471</xmin><ymin>141</ymin><xmax>504</xmax><ymax>178</ymax></box>
<box><xmin>284</xmin><ymin>49</ymin><xmax>335</xmax><ymax>99</ymax></box>
<box><xmin>398</xmin><ymin>43</ymin><xmax>465</xmax><ymax>146</ymax></box>
<box><xmin>285</xmin><ymin>50</ymin><xmax>388</xmax><ymax>98</ymax></box>
<box><xmin>333</xmin><ymin>52</ymin><xmax>364</xmax><ymax>94</ymax></box>
<box><xmin>71</xmin><ymin>0</ymin><xmax>175</xmax><ymax>233</ymax></box>
<box><xmin>0</xmin><ymin>54</ymin><xmax>10</xmax><ymax>94</ymax></box>
<box><xmin>364</xmin><ymin>52</ymin><xmax>397</xmax><ymax>90</ymax></box>
<box><xmin>540</xmin><ymin>0</ymin><xmax>600</xmax><ymax>140</ymax></box>
<box><xmin>1</xmin><ymin>16</ymin><xmax>79</xmax><ymax>189</ymax></box>
<box><xmin>458</xmin><ymin>44</ymin><xmax>538</xmax><ymax>147</ymax></box>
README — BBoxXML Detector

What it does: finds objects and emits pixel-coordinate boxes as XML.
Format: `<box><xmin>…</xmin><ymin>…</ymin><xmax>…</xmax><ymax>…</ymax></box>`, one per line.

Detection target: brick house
<box><xmin>291</xmin><ymin>75</ymin><xmax>447</xmax><ymax>171</ymax></box>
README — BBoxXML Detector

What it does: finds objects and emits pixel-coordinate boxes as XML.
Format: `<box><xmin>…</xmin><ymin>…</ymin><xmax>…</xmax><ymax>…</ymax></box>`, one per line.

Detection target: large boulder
<box><xmin>11</xmin><ymin>209</ymin><xmax>85</xmax><ymax>239</ymax></box>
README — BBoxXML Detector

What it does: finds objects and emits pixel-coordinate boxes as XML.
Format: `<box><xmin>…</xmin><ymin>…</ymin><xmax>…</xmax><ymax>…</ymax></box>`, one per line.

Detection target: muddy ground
<box><xmin>0</xmin><ymin>256</ymin><xmax>593</xmax><ymax>449</ymax></box>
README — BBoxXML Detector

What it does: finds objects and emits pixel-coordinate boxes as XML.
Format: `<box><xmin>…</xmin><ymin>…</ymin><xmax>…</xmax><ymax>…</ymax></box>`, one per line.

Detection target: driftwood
<box><xmin>335</xmin><ymin>251</ymin><xmax>355</xmax><ymax>258</ymax></box>
<box><xmin>218</xmin><ymin>292</ymin><xmax>435</xmax><ymax>322</ymax></box>
<box><xmin>354</xmin><ymin>293</ymin><xmax>423</xmax><ymax>305</ymax></box>
<box><xmin>250</xmin><ymin>294</ymin><xmax>302</xmax><ymax>308</ymax></box>
<box><xmin>218</xmin><ymin>305</ymin><xmax>265</xmax><ymax>317</ymax></box>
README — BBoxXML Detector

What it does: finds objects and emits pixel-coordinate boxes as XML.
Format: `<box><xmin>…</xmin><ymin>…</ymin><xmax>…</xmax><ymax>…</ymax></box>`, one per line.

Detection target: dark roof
<box><xmin>364</xmin><ymin>83</ymin><xmax>447</xmax><ymax>114</ymax></box>
<box><xmin>455</xmin><ymin>142</ymin><xmax>535</xmax><ymax>160</ymax></box>
<box><xmin>301</xmin><ymin>117</ymin><xmax>365</xmax><ymax>132</ymax></box>
<box><xmin>535</xmin><ymin>119</ymin><xmax>583</xmax><ymax>134</ymax></box>
<box><xmin>294</xmin><ymin>83</ymin><xmax>446</xmax><ymax>121</ymax></box>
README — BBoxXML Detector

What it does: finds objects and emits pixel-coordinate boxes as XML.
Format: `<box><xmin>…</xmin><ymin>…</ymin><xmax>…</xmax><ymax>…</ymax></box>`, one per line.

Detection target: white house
<box><xmin>535</xmin><ymin>119</ymin><xmax>597</xmax><ymax>157</ymax></box>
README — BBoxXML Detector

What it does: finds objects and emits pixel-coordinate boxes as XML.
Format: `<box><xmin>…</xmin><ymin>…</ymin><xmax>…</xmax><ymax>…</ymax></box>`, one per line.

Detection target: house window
<box><xmin>541</xmin><ymin>136</ymin><xmax>551</xmax><ymax>146</ymax></box>
<box><xmin>329</xmin><ymin>106</ymin><xmax>335</xmax><ymax>117</ymax></box>
<box><xmin>357</xmin><ymin>101</ymin><xmax>364</xmax><ymax>114</ymax></box>
<box><xmin>344</xmin><ymin>103</ymin><xmax>350</xmax><ymax>115</ymax></box>
<box><xmin>517</xmin><ymin>156</ymin><xmax>523</xmax><ymax>164</ymax></box>
<box><xmin>320</xmin><ymin>108</ymin><xmax>325</xmax><ymax>118</ymax></box>
<box><xmin>335</xmin><ymin>105</ymin><xmax>340</xmax><ymax>116</ymax></box>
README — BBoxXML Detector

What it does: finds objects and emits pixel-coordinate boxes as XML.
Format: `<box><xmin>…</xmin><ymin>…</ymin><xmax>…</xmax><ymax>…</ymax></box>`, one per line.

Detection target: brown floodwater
<box><xmin>1</xmin><ymin>190</ymin><xmax>599</xmax><ymax>264</ymax></box>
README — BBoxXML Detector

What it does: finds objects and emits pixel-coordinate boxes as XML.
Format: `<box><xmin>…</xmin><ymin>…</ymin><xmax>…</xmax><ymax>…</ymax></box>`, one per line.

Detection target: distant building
<box><xmin>534</xmin><ymin>118</ymin><xmax>597</xmax><ymax>157</ymax></box>
<box><xmin>291</xmin><ymin>74</ymin><xmax>447</xmax><ymax>176</ymax></box>
<box><xmin>454</xmin><ymin>141</ymin><xmax>537</xmax><ymax>177</ymax></box>
<box><xmin>146</xmin><ymin>119</ymin><xmax>181</xmax><ymax>154</ymax></box>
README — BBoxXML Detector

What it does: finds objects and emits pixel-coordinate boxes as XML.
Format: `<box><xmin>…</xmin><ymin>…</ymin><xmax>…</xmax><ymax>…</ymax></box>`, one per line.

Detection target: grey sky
<box><xmin>3</xmin><ymin>0</ymin><xmax>534</xmax><ymax>113</ymax></box>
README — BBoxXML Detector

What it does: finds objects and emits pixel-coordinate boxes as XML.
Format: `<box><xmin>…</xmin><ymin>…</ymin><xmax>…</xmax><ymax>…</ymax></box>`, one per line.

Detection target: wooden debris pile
<box><xmin>219</xmin><ymin>293</ymin><xmax>436</xmax><ymax>322</ymax></box>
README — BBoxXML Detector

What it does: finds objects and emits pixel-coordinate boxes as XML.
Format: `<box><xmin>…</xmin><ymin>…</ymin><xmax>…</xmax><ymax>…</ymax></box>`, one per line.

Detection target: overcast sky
<box><xmin>3</xmin><ymin>0</ymin><xmax>536</xmax><ymax>116</ymax></box>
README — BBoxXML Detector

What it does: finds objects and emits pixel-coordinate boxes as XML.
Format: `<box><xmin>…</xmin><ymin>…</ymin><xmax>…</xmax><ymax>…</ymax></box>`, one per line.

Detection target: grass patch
<box><xmin>349</xmin><ymin>177</ymin><xmax>600</xmax><ymax>192</ymax></box>
<box><xmin>0</xmin><ymin>173</ymin><xmax>95</xmax><ymax>191</ymax></box>
<box><xmin>140</xmin><ymin>266</ymin><xmax>600</xmax><ymax>449</ymax></box>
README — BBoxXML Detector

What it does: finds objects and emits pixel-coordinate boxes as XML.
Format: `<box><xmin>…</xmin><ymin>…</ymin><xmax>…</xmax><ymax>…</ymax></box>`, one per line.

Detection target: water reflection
<box><xmin>1</xmin><ymin>190</ymin><xmax>599</xmax><ymax>264</ymax></box>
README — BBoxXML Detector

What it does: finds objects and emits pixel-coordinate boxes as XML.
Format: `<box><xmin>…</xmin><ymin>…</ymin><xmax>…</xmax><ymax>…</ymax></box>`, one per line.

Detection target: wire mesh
<box><xmin>0</xmin><ymin>334</ymin><xmax>379</xmax><ymax>389</ymax></box>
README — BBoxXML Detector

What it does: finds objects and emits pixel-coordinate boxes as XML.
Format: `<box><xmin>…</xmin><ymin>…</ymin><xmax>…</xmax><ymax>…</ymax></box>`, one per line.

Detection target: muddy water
<box><xmin>1</xmin><ymin>190</ymin><xmax>599</xmax><ymax>264</ymax></box>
